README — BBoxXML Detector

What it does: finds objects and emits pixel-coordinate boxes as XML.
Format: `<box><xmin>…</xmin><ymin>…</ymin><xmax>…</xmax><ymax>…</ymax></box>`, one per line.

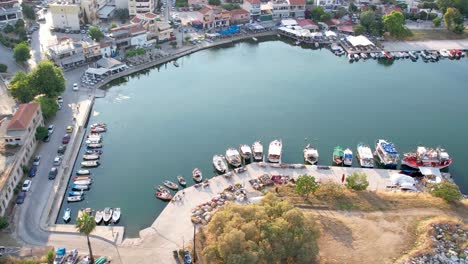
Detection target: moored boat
<box><xmin>357</xmin><ymin>143</ymin><xmax>374</xmax><ymax>168</ymax></box>
<box><xmin>163</xmin><ymin>180</ymin><xmax>178</xmax><ymax>190</ymax></box>
<box><xmin>76</xmin><ymin>169</ymin><xmax>90</xmax><ymax>175</ymax></box>
<box><xmin>252</xmin><ymin>141</ymin><xmax>263</xmax><ymax>161</ymax></box>
<box><xmin>65</xmin><ymin>249</ymin><xmax>78</xmax><ymax>264</ymax></box>
<box><xmin>83</xmin><ymin>154</ymin><xmax>99</xmax><ymax>160</ymax></box>
<box><xmin>177</xmin><ymin>175</ymin><xmax>186</xmax><ymax>186</ymax></box>
<box><xmin>91</xmin><ymin>127</ymin><xmax>106</xmax><ymax>133</ymax></box>
<box><xmin>192</xmin><ymin>168</ymin><xmax>203</xmax><ymax>183</ymax></box>
<box><xmin>112</xmin><ymin>208</ymin><xmax>121</xmax><ymax>223</ymax></box>
<box><xmin>73</xmin><ymin>176</ymin><xmax>91</xmax><ymax>181</ymax></box>
<box><xmin>67</xmin><ymin>195</ymin><xmax>84</xmax><ymax>202</ymax></box>
<box><xmin>155</xmin><ymin>185</ymin><xmax>170</xmax><ymax>193</ymax></box>
<box><xmin>71</xmin><ymin>184</ymin><xmax>89</xmax><ymax>191</ymax></box>
<box><xmin>73</xmin><ymin>179</ymin><xmax>92</xmax><ymax>185</ymax></box>
<box><xmin>213</xmin><ymin>155</ymin><xmax>227</xmax><ymax>173</ymax></box>
<box><xmin>81</xmin><ymin>161</ymin><xmax>100</xmax><ymax>168</ymax></box>
<box><xmin>85</xmin><ymin>149</ymin><xmax>103</xmax><ymax>155</ymax></box>
<box><xmin>62</xmin><ymin>208</ymin><xmax>71</xmax><ymax>222</ymax></box>
<box><xmin>332</xmin><ymin>146</ymin><xmax>344</xmax><ymax>165</ymax></box>
<box><xmin>225</xmin><ymin>148</ymin><xmax>242</xmax><ymax>167</ymax></box>
<box><xmin>155</xmin><ymin>191</ymin><xmax>172</xmax><ymax>201</ymax></box>
<box><xmin>239</xmin><ymin>144</ymin><xmax>252</xmax><ymax>160</ymax></box>
<box><xmin>90</xmin><ymin>123</ymin><xmax>107</xmax><ymax>128</ymax></box>
<box><xmin>267</xmin><ymin>139</ymin><xmax>282</xmax><ymax>163</ymax></box>
<box><xmin>343</xmin><ymin>148</ymin><xmax>353</xmax><ymax>166</ymax></box>
<box><xmin>303</xmin><ymin>144</ymin><xmax>319</xmax><ymax>165</ymax></box>
<box><xmin>94</xmin><ymin>210</ymin><xmax>103</xmax><ymax>224</ymax></box>
<box><xmin>68</xmin><ymin>190</ymin><xmax>83</xmax><ymax>196</ymax></box>
<box><xmin>402</xmin><ymin>146</ymin><xmax>452</xmax><ymax>169</ymax></box>
<box><xmin>103</xmin><ymin>207</ymin><xmax>113</xmax><ymax>223</ymax></box>
<box><xmin>375</xmin><ymin>139</ymin><xmax>399</xmax><ymax>169</ymax></box>
<box><xmin>87</xmin><ymin>143</ymin><xmax>103</xmax><ymax>149</ymax></box>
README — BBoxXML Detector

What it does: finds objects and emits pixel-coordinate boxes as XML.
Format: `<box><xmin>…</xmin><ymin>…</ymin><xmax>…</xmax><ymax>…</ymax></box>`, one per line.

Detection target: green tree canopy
<box><xmin>320</xmin><ymin>12</ymin><xmax>332</xmax><ymax>22</ymax></box>
<box><xmin>383</xmin><ymin>11</ymin><xmax>411</xmax><ymax>38</ymax></box>
<box><xmin>76</xmin><ymin>212</ymin><xmax>96</xmax><ymax>264</ymax></box>
<box><xmin>370</xmin><ymin>19</ymin><xmax>385</xmax><ymax>36</ymax></box>
<box><xmin>353</xmin><ymin>24</ymin><xmax>366</xmax><ymax>35</ymax></box>
<box><xmin>34</xmin><ymin>96</ymin><xmax>59</xmax><ymax>119</ymax></box>
<box><xmin>349</xmin><ymin>2</ymin><xmax>358</xmax><ymax>13</ymax></box>
<box><xmin>88</xmin><ymin>26</ymin><xmax>104</xmax><ymax>41</ymax></box>
<box><xmin>9</xmin><ymin>71</ymin><xmax>35</xmax><ymax>103</ymax></box>
<box><xmin>29</xmin><ymin>60</ymin><xmax>66</xmax><ymax>97</ymax></box>
<box><xmin>428</xmin><ymin>181</ymin><xmax>462</xmax><ymax>202</ymax></box>
<box><xmin>444</xmin><ymin>7</ymin><xmax>465</xmax><ymax>33</ymax></box>
<box><xmin>208</xmin><ymin>0</ymin><xmax>221</xmax><ymax>5</ymax></box>
<box><xmin>21</xmin><ymin>3</ymin><xmax>36</xmax><ymax>20</ymax></box>
<box><xmin>35</xmin><ymin>126</ymin><xmax>48</xmax><ymax>140</ymax></box>
<box><xmin>114</xmin><ymin>8</ymin><xmax>130</xmax><ymax>21</ymax></box>
<box><xmin>202</xmin><ymin>193</ymin><xmax>319</xmax><ymax>264</ymax></box>
<box><xmin>295</xmin><ymin>175</ymin><xmax>319</xmax><ymax>198</ymax></box>
<box><xmin>437</xmin><ymin>0</ymin><xmax>468</xmax><ymax>15</ymax></box>
<box><xmin>221</xmin><ymin>3</ymin><xmax>241</xmax><ymax>10</ymax></box>
<box><xmin>360</xmin><ymin>10</ymin><xmax>376</xmax><ymax>29</ymax></box>
<box><xmin>345</xmin><ymin>172</ymin><xmax>369</xmax><ymax>191</ymax></box>
<box><xmin>0</xmin><ymin>63</ymin><xmax>7</xmax><ymax>72</ymax></box>
<box><xmin>335</xmin><ymin>7</ymin><xmax>348</xmax><ymax>18</ymax></box>
<box><xmin>433</xmin><ymin>16</ymin><xmax>442</xmax><ymax>27</ymax></box>
<box><xmin>13</xmin><ymin>42</ymin><xmax>31</xmax><ymax>62</ymax></box>
<box><xmin>311</xmin><ymin>6</ymin><xmax>325</xmax><ymax>21</ymax></box>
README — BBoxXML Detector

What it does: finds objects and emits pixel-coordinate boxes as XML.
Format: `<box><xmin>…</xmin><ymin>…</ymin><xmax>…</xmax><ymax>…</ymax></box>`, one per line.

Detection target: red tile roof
<box><xmin>144</xmin><ymin>12</ymin><xmax>157</xmax><ymax>19</ymax></box>
<box><xmin>338</xmin><ymin>25</ymin><xmax>354</xmax><ymax>33</ymax></box>
<box><xmin>128</xmin><ymin>25</ymin><xmax>145</xmax><ymax>34</ymax></box>
<box><xmin>245</xmin><ymin>0</ymin><xmax>261</xmax><ymax>3</ymax></box>
<box><xmin>288</xmin><ymin>0</ymin><xmax>305</xmax><ymax>5</ymax></box>
<box><xmin>99</xmin><ymin>41</ymin><xmax>112</xmax><ymax>48</ymax></box>
<box><xmin>131</xmin><ymin>17</ymin><xmax>141</xmax><ymax>24</ymax></box>
<box><xmin>199</xmin><ymin>7</ymin><xmax>211</xmax><ymax>15</ymax></box>
<box><xmin>296</xmin><ymin>19</ymin><xmax>317</xmax><ymax>27</ymax></box>
<box><xmin>7</xmin><ymin>103</ymin><xmax>39</xmax><ymax>131</ymax></box>
<box><xmin>230</xmin><ymin>8</ymin><xmax>249</xmax><ymax>16</ymax></box>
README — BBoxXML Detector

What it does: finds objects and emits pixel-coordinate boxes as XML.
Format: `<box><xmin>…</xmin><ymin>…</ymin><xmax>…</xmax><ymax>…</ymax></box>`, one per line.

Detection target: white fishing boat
<box><xmin>62</xmin><ymin>208</ymin><xmax>71</xmax><ymax>222</ymax></box>
<box><xmin>348</xmin><ymin>53</ymin><xmax>354</xmax><ymax>62</ymax></box>
<box><xmin>375</xmin><ymin>139</ymin><xmax>399</xmax><ymax>169</ymax></box>
<box><xmin>95</xmin><ymin>210</ymin><xmax>103</xmax><ymax>224</ymax></box>
<box><xmin>252</xmin><ymin>141</ymin><xmax>263</xmax><ymax>161</ymax></box>
<box><xmin>73</xmin><ymin>179</ymin><xmax>92</xmax><ymax>185</ymax></box>
<box><xmin>268</xmin><ymin>139</ymin><xmax>282</xmax><ymax>163</ymax></box>
<box><xmin>85</xmin><ymin>138</ymin><xmax>101</xmax><ymax>145</ymax></box>
<box><xmin>76</xmin><ymin>169</ymin><xmax>90</xmax><ymax>175</ymax></box>
<box><xmin>177</xmin><ymin>175</ymin><xmax>186</xmax><ymax>186</ymax></box>
<box><xmin>73</xmin><ymin>176</ymin><xmax>90</xmax><ymax>181</ymax></box>
<box><xmin>357</xmin><ymin>143</ymin><xmax>374</xmax><ymax>168</ymax></box>
<box><xmin>71</xmin><ymin>184</ymin><xmax>89</xmax><ymax>191</ymax></box>
<box><xmin>239</xmin><ymin>144</ymin><xmax>252</xmax><ymax>160</ymax></box>
<box><xmin>103</xmin><ymin>207</ymin><xmax>113</xmax><ymax>223</ymax></box>
<box><xmin>212</xmin><ymin>155</ymin><xmax>227</xmax><ymax>173</ymax></box>
<box><xmin>163</xmin><ymin>180</ymin><xmax>178</xmax><ymax>190</ymax></box>
<box><xmin>225</xmin><ymin>148</ymin><xmax>242</xmax><ymax>167</ymax></box>
<box><xmin>67</xmin><ymin>195</ymin><xmax>83</xmax><ymax>202</ymax></box>
<box><xmin>81</xmin><ymin>161</ymin><xmax>100</xmax><ymax>168</ymax></box>
<box><xmin>402</xmin><ymin>146</ymin><xmax>452</xmax><ymax>169</ymax></box>
<box><xmin>112</xmin><ymin>208</ymin><xmax>121</xmax><ymax>223</ymax></box>
<box><xmin>87</xmin><ymin>143</ymin><xmax>102</xmax><ymax>149</ymax></box>
<box><xmin>90</xmin><ymin>123</ymin><xmax>107</xmax><ymax>128</ymax></box>
<box><xmin>83</xmin><ymin>154</ymin><xmax>99</xmax><ymax>160</ymax></box>
<box><xmin>343</xmin><ymin>148</ymin><xmax>353</xmax><ymax>166</ymax></box>
<box><xmin>303</xmin><ymin>144</ymin><xmax>319</xmax><ymax>165</ymax></box>
<box><xmin>90</xmin><ymin>126</ymin><xmax>106</xmax><ymax>133</ymax></box>
<box><xmin>192</xmin><ymin>168</ymin><xmax>203</xmax><ymax>183</ymax></box>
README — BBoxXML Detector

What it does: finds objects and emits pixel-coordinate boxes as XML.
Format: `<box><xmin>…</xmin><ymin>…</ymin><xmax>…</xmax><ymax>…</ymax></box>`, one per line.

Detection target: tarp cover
<box><xmin>390</xmin><ymin>174</ymin><xmax>416</xmax><ymax>185</ymax></box>
<box><xmin>419</xmin><ymin>167</ymin><xmax>442</xmax><ymax>177</ymax></box>
<box><xmin>381</xmin><ymin>142</ymin><xmax>398</xmax><ymax>154</ymax></box>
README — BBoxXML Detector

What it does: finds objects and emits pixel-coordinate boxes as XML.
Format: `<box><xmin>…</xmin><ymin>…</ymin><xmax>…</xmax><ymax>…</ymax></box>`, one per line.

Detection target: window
<box><xmin>15</xmin><ymin>138</ymin><xmax>20</xmax><ymax>141</ymax></box>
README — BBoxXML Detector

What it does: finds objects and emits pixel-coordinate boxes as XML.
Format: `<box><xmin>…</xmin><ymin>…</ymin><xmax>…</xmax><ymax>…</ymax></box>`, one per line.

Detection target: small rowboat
<box><xmin>85</xmin><ymin>149</ymin><xmax>102</xmax><ymax>155</ymax></box>
<box><xmin>95</xmin><ymin>210</ymin><xmax>103</xmax><ymax>224</ymax></box>
<box><xmin>154</xmin><ymin>185</ymin><xmax>170</xmax><ymax>193</ymax></box>
<box><xmin>91</xmin><ymin>127</ymin><xmax>106</xmax><ymax>133</ymax></box>
<box><xmin>192</xmin><ymin>168</ymin><xmax>202</xmax><ymax>183</ymax></box>
<box><xmin>86</xmin><ymin>139</ymin><xmax>101</xmax><ymax>145</ymax></box>
<box><xmin>73</xmin><ymin>176</ymin><xmax>91</xmax><ymax>181</ymax></box>
<box><xmin>87</xmin><ymin>133</ymin><xmax>101</xmax><ymax>138</ymax></box>
<box><xmin>76</xmin><ymin>169</ymin><xmax>90</xmax><ymax>175</ymax></box>
<box><xmin>81</xmin><ymin>161</ymin><xmax>100</xmax><ymax>168</ymax></box>
<box><xmin>62</xmin><ymin>208</ymin><xmax>71</xmax><ymax>222</ymax></box>
<box><xmin>67</xmin><ymin>195</ymin><xmax>84</xmax><ymax>202</ymax></box>
<box><xmin>91</xmin><ymin>123</ymin><xmax>107</xmax><ymax>128</ymax></box>
<box><xmin>83</xmin><ymin>154</ymin><xmax>99</xmax><ymax>160</ymax></box>
<box><xmin>71</xmin><ymin>184</ymin><xmax>89</xmax><ymax>191</ymax></box>
<box><xmin>103</xmin><ymin>207</ymin><xmax>113</xmax><ymax>223</ymax></box>
<box><xmin>155</xmin><ymin>191</ymin><xmax>172</xmax><ymax>201</ymax></box>
<box><xmin>73</xmin><ymin>179</ymin><xmax>92</xmax><ymax>185</ymax></box>
<box><xmin>163</xmin><ymin>180</ymin><xmax>178</xmax><ymax>190</ymax></box>
<box><xmin>112</xmin><ymin>208</ymin><xmax>121</xmax><ymax>223</ymax></box>
<box><xmin>68</xmin><ymin>191</ymin><xmax>83</xmax><ymax>196</ymax></box>
<box><xmin>87</xmin><ymin>143</ymin><xmax>103</xmax><ymax>149</ymax></box>
<box><xmin>177</xmin><ymin>175</ymin><xmax>186</xmax><ymax>187</ymax></box>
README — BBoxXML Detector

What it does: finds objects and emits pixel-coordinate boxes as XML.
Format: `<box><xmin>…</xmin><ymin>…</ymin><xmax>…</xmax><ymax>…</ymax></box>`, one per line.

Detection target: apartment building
<box><xmin>242</xmin><ymin>0</ymin><xmax>261</xmax><ymax>22</ymax></box>
<box><xmin>130</xmin><ymin>12</ymin><xmax>173</xmax><ymax>42</ymax></box>
<box><xmin>0</xmin><ymin>0</ymin><xmax>23</xmax><ymax>25</ymax></box>
<box><xmin>128</xmin><ymin>0</ymin><xmax>156</xmax><ymax>16</ymax></box>
<box><xmin>196</xmin><ymin>5</ymin><xmax>231</xmax><ymax>30</ymax></box>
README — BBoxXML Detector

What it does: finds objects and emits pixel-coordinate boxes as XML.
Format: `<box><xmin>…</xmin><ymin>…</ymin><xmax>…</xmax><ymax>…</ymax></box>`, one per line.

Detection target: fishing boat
<box><xmin>303</xmin><ymin>144</ymin><xmax>319</xmax><ymax>165</ymax></box>
<box><xmin>67</xmin><ymin>195</ymin><xmax>84</xmax><ymax>202</ymax></box>
<box><xmin>239</xmin><ymin>144</ymin><xmax>252</xmax><ymax>160</ymax></box>
<box><xmin>85</xmin><ymin>138</ymin><xmax>101</xmax><ymax>145</ymax></box>
<box><xmin>62</xmin><ymin>208</ymin><xmax>71</xmax><ymax>222</ymax></box>
<box><xmin>252</xmin><ymin>141</ymin><xmax>264</xmax><ymax>161</ymax></box>
<box><xmin>73</xmin><ymin>176</ymin><xmax>91</xmax><ymax>181</ymax></box>
<box><xmin>87</xmin><ymin>132</ymin><xmax>101</xmax><ymax>138</ymax></box>
<box><xmin>103</xmin><ymin>207</ymin><xmax>113</xmax><ymax>223</ymax></box>
<box><xmin>173</xmin><ymin>61</ymin><xmax>180</xmax><ymax>67</ymax></box>
<box><xmin>408</xmin><ymin>51</ymin><xmax>418</xmax><ymax>60</ymax></box>
<box><xmin>83</xmin><ymin>154</ymin><xmax>99</xmax><ymax>160</ymax></box>
<box><xmin>177</xmin><ymin>175</ymin><xmax>186</xmax><ymax>186</ymax></box>
<box><xmin>81</xmin><ymin>161</ymin><xmax>100</xmax><ymax>168</ymax></box>
<box><xmin>87</xmin><ymin>143</ymin><xmax>103</xmax><ymax>149</ymax></box>
<box><xmin>155</xmin><ymin>191</ymin><xmax>172</xmax><ymax>201</ymax></box>
<box><xmin>54</xmin><ymin>248</ymin><xmax>66</xmax><ymax>264</ymax></box>
<box><xmin>332</xmin><ymin>146</ymin><xmax>344</xmax><ymax>165</ymax></box>
<box><xmin>295</xmin><ymin>40</ymin><xmax>301</xmax><ymax>45</ymax></box>
<box><xmin>225</xmin><ymin>148</ymin><xmax>242</xmax><ymax>167</ymax></box>
<box><xmin>73</xmin><ymin>179</ymin><xmax>92</xmax><ymax>185</ymax></box>
<box><xmin>155</xmin><ymin>185</ymin><xmax>170</xmax><ymax>193</ymax></box>
<box><xmin>71</xmin><ymin>184</ymin><xmax>89</xmax><ymax>191</ymax></box>
<box><xmin>252</xmin><ymin>37</ymin><xmax>258</xmax><ymax>41</ymax></box>
<box><xmin>375</xmin><ymin>139</ymin><xmax>399</xmax><ymax>169</ymax></box>
<box><xmin>163</xmin><ymin>180</ymin><xmax>178</xmax><ymax>190</ymax></box>
<box><xmin>112</xmin><ymin>208</ymin><xmax>121</xmax><ymax>223</ymax></box>
<box><xmin>348</xmin><ymin>53</ymin><xmax>353</xmax><ymax>62</ymax></box>
<box><xmin>267</xmin><ymin>139</ymin><xmax>282</xmax><ymax>163</ymax></box>
<box><xmin>68</xmin><ymin>191</ymin><xmax>83</xmax><ymax>196</ymax></box>
<box><xmin>343</xmin><ymin>148</ymin><xmax>353</xmax><ymax>166</ymax></box>
<box><xmin>402</xmin><ymin>146</ymin><xmax>452</xmax><ymax>169</ymax></box>
<box><xmin>85</xmin><ymin>149</ymin><xmax>103</xmax><ymax>155</ymax></box>
<box><xmin>357</xmin><ymin>143</ymin><xmax>375</xmax><ymax>168</ymax></box>
<box><xmin>94</xmin><ymin>210</ymin><xmax>103</xmax><ymax>224</ymax></box>
<box><xmin>65</xmin><ymin>249</ymin><xmax>78</xmax><ymax>264</ymax></box>
<box><xmin>192</xmin><ymin>168</ymin><xmax>203</xmax><ymax>183</ymax></box>
<box><xmin>90</xmin><ymin>126</ymin><xmax>106</xmax><ymax>133</ymax></box>
<box><xmin>213</xmin><ymin>155</ymin><xmax>227</xmax><ymax>173</ymax></box>
<box><xmin>91</xmin><ymin>123</ymin><xmax>107</xmax><ymax>128</ymax></box>
<box><xmin>76</xmin><ymin>169</ymin><xmax>90</xmax><ymax>175</ymax></box>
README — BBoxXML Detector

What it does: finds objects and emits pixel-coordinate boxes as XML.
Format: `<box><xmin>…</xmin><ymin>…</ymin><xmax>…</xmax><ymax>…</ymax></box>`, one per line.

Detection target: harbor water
<box><xmin>57</xmin><ymin>40</ymin><xmax>468</xmax><ymax>237</ymax></box>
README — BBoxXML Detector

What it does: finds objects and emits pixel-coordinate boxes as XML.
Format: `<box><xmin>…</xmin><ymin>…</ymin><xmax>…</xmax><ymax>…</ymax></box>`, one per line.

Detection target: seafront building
<box><xmin>109</xmin><ymin>23</ymin><xmax>148</xmax><ymax>49</ymax></box>
<box><xmin>48</xmin><ymin>37</ymin><xmax>86</xmax><ymax>68</ymax></box>
<box><xmin>128</xmin><ymin>0</ymin><xmax>156</xmax><ymax>16</ymax></box>
<box><xmin>0</xmin><ymin>103</ymin><xmax>43</xmax><ymax>216</ymax></box>
<box><xmin>242</xmin><ymin>0</ymin><xmax>261</xmax><ymax>22</ymax></box>
<box><xmin>0</xmin><ymin>0</ymin><xmax>23</xmax><ymax>25</ymax></box>
<box><xmin>49</xmin><ymin>1</ymin><xmax>81</xmax><ymax>30</ymax></box>
<box><xmin>130</xmin><ymin>12</ymin><xmax>173</xmax><ymax>42</ymax></box>
<box><xmin>196</xmin><ymin>5</ymin><xmax>231</xmax><ymax>30</ymax></box>
<box><xmin>230</xmin><ymin>9</ymin><xmax>250</xmax><ymax>24</ymax></box>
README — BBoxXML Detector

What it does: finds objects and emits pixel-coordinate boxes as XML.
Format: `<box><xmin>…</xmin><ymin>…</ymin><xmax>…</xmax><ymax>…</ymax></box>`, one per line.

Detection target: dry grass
<box><xmin>404</xmin><ymin>29</ymin><xmax>468</xmax><ymax>41</ymax></box>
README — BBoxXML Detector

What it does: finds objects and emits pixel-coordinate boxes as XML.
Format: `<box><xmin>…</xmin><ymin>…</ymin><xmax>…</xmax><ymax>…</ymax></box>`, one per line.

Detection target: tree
<box><xmin>46</xmin><ymin>249</ymin><xmax>54</xmax><ymax>264</ymax></box>
<box><xmin>88</xmin><ymin>26</ymin><xmax>104</xmax><ymax>41</ymax></box>
<box><xmin>335</xmin><ymin>7</ymin><xmax>347</xmax><ymax>18</ymax></box>
<box><xmin>13</xmin><ymin>42</ymin><xmax>31</xmax><ymax>63</ymax></box>
<box><xmin>444</xmin><ymin>7</ymin><xmax>465</xmax><ymax>33</ymax></box>
<box><xmin>353</xmin><ymin>24</ymin><xmax>366</xmax><ymax>35</ymax></box>
<box><xmin>170</xmin><ymin>41</ymin><xmax>177</xmax><ymax>48</ymax></box>
<box><xmin>34</xmin><ymin>96</ymin><xmax>59</xmax><ymax>119</ymax></box>
<box><xmin>428</xmin><ymin>181</ymin><xmax>462</xmax><ymax>202</ymax></box>
<box><xmin>383</xmin><ymin>11</ymin><xmax>411</xmax><ymax>38</ymax></box>
<box><xmin>35</xmin><ymin>126</ymin><xmax>48</xmax><ymax>140</ymax></box>
<box><xmin>437</xmin><ymin>0</ymin><xmax>468</xmax><ymax>15</ymax></box>
<box><xmin>320</xmin><ymin>12</ymin><xmax>332</xmax><ymax>22</ymax></box>
<box><xmin>3</xmin><ymin>24</ymin><xmax>14</xmax><ymax>33</ymax></box>
<box><xmin>0</xmin><ymin>63</ymin><xmax>7</xmax><ymax>72</ymax></box>
<box><xmin>15</xmin><ymin>19</ymin><xmax>25</xmax><ymax>31</ymax></box>
<box><xmin>370</xmin><ymin>20</ymin><xmax>385</xmax><ymax>36</ymax></box>
<box><xmin>76</xmin><ymin>212</ymin><xmax>96</xmax><ymax>264</ymax></box>
<box><xmin>0</xmin><ymin>216</ymin><xmax>8</xmax><ymax>230</ymax></box>
<box><xmin>360</xmin><ymin>10</ymin><xmax>376</xmax><ymax>29</ymax></box>
<box><xmin>433</xmin><ymin>16</ymin><xmax>442</xmax><ymax>27</ymax></box>
<box><xmin>9</xmin><ymin>71</ymin><xmax>35</xmax><ymax>102</ymax></box>
<box><xmin>114</xmin><ymin>8</ymin><xmax>130</xmax><ymax>21</ymax></box>
<box><xmin>208</xmin><ymin>0</ymin><xmax>221</xmax><ymax>5</ymax></box>
<box><xmin>29</xmin><ymin>60</ymin><xmax>65</xmax><ymax>97</ymax></box>
<box><xmin>295</xmin><ymin>175</ymin><xmax>319</xmax><ymax>198</ymax></box>
<box><xmin>349</xmin><ymin>2</ymin><xmax>358</xmax><ymax>13</ymax></box>
<box><xmin>110</xmin><ymin>23</ymin><xmax>117</xmax><ymax>29</ymax></box>
<box><xmin>21</xmin><ymin>3</ymin><xmax>36</xmax><ymax>20</ymax></box>
<box><xmin>221</xmin><ymin>3</ymin><xmax>241</xmax><ymax>10</ymax></box>
<box><xmin>311</xmin><ymin>6</ymin><xmax>325</xmax><ymax>21</ymax></box>
<box><xmin>345</xmin><ymin>172</ymin><xmax>369</xmax><ymax>191</ymax></box>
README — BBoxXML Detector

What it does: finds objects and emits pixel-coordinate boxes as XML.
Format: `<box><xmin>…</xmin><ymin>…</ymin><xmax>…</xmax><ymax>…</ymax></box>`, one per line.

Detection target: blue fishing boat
<box><xmin>375</xmin><ymin>139</ymin><xmax>399</xmax><ymax>169</ymax></box>
<box><xmin>68</xmin><ymin>191</ymin><xmax>83</xmax><ymax>196</ymax></box>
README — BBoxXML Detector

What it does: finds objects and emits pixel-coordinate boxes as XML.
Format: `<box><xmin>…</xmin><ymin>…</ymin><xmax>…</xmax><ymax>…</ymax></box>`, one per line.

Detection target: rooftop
<box><xmin>6</xmin><ymin>103</ymin><xmax>39</xmax><ymax>131</ymax></box>
<box><xmin>288</xmin><ymin>0</ymin><xmax>305</xmax><ymax>5</ymax></box>
<box><xmin>230</xmin><ymin>8</ymin><xmax>249</xmax><ymax>16</ymax></box>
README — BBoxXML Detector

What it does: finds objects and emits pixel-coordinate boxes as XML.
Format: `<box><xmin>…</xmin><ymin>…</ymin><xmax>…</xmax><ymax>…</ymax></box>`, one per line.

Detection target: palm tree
<box><xmin>75</xmin><ymin>212</ymin><xmax>96</xmax><ymax>263</ymax></box>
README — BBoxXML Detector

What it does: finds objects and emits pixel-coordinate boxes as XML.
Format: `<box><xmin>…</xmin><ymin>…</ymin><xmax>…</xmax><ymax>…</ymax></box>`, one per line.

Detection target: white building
<box><xmin>128</xmin><ymin>0</ymin><xmax>156</xmax><ymax>16</ymax></box>
<box><xmin>115</xmin><ymin>0</ymin><xmax>128</xmax><ymax>9</ymax></box>
<box><xmin>242</xmin><ymin>0</ymin><xmax>261</xmax><ymax>22</ymax></box>
<box><xmin>49</xmin><ymin>1</ymin><xmax>80</xmax><ymax>30</ymax></box>
<box><xmin>0</xmin><ymin>0</ymin><xmax>23</xmax><ymax>25</ymax></box>
<box><xmin>272</xmin><ymin>0</ymin><xmax>290</xmax><ymax>20</ymax></box>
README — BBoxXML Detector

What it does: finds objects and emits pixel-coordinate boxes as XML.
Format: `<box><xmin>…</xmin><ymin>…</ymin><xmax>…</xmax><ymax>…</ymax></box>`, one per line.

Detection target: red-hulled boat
<box><xmin>155</xmin><ymin>191</ymin><xmax>172</xmax><ymax>201</ymax></box>
<box><xmin>384</xmin><ymin>51</ymin><xmax>392</xmax><ymax>59</ymax></box>
<box><xmin>402</xmin><ymin>146</ymin><xmax>452</xmax><ymax>169</ymax></box>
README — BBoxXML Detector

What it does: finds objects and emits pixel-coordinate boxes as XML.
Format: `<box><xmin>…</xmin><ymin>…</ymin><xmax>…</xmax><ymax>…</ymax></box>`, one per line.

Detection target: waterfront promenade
<box><xmin>383</xmin><ymin>39</ymin><xmax>468</xmax><ymax>52</ymax></box>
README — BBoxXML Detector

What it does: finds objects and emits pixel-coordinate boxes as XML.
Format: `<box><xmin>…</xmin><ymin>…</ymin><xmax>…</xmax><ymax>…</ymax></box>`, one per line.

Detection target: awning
<box><xmin>419</xmin><ymin>167</ymin><xmax>441</xmax><ymax>177</ymax></box>
<box><xmin>86</xmin><ymin>67</ymin><xmax>109</xmax><ymax>76</ymax></box>
<box><xmin>325</xmin><ymin>30</ymin><xmax>337</xmax><ymax>37</ymax></box>
<box><xmin>346</xmin><ymin>35</ymin><xmax>375</xmax><ymax>47</ymax></box>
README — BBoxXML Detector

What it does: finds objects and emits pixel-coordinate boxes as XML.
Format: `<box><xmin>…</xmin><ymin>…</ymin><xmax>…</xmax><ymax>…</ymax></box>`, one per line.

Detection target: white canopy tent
<box><xmin>86</xmin><ymin>67</ymin><xmax>109</xmax><ymax>76</ymax></box>
<box><xmin>346</xmin><ymin>35</ymin><xmax>375</xmax><ymax>47</ymax></box>
<box><xmin>325</xmin><ymin>30</ymin><xmax>337</xmax><ymax>37</ymax></box>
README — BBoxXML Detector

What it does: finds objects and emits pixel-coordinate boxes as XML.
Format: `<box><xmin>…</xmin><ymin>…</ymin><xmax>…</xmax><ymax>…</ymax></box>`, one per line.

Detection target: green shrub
<box><xmin>0</xmin><ymin>216</ymin><xmax>8</xmax><ymax>230</ymax></box>
<box><xmin>428</xmin><ymin>181</ymin><xmax>462</xmax><ymax>202</ymax></box>
<box><xmin>345</xmin><ymin>172</ymin><xmax>369</xmax><ymax>191</ymax></box>
<box><xmin>295</xmin><ymin>174</ymin><xmax>319</xmax><ymax>198</ymax></box>
<box><xmin>0</xmin><ymin>63</ymin><xmax>7</xmax><ymax>72</ymax></box>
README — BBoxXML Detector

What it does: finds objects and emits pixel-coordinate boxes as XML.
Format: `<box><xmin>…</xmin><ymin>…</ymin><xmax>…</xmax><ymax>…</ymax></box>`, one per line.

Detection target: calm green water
<box><xmin>58</xmin><ymin>40</ymin><xmax>468</xmax><ymax>237</ymax></box>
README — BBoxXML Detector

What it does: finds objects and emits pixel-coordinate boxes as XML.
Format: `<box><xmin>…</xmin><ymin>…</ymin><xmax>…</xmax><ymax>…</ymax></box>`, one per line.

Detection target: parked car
<box><xmin>29</xmin><ymin>166</ymin><xmax>37</xmax><ymax>177</ymax></box>
<box><xmin>22</xmin><ymin>180</ymin><xmax>32</xmax><ymax>192</ymax></box>
<box><xmin>73</xmin><ymin>83</ymin><xmax>79</xmax><ymax>91</ymax></box>
<box><xmin>16</xmin><ymin>191</ymin><xmax>27</xmax><ymax>204</ymax></box>
<box><xmin>48</xmin><ymin>167</ymin><xmax>58</xmax><ymax>179</ymax></box>
<box><xmin>58</xmin><ymin>102</ymin><xmax>63</xmax><ymax>110</ymax></box>
<box><xmin>57</xmin><ymin>96</ymin><xmax>63</xmax><ymax>104</ymax></box>
<box><xmin>66</xmin><ymin>126</ymin><xmax>73</xmax><ymax>133</ymax></box>
<box><xmin>33</xmin><ymin>155</ymin><xmax>41</xmax><ymax>166</ymax></box>
<box><xmin>62</xmin><ymin>134</ymin><xmax>70</xmax><ymax>144</ymax></box>
<box><xmin>57</xmin><ymin>145</ymin><xmax>67</xmax><ymax>154</ymax></box>
<box><xmin>48</xmin><ymin>124</ymin><xmax>55</xmax><ymax>135</ymax></box>
<box><xmin>53</xmin><ymin>156</ymin><xmax>62</xmax><ymax>166</ymax></box>
<box><xmin>43</xmin><ymin>135</ymin><xmax>50</xmax><ymax>142</ymax></box>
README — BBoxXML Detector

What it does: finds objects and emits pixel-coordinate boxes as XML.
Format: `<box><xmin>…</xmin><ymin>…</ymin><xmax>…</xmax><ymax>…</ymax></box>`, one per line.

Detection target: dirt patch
<box><xmin>404</xmin><ymin>29</ymin><xmax>468</xmax><ymax>41</ymax></box>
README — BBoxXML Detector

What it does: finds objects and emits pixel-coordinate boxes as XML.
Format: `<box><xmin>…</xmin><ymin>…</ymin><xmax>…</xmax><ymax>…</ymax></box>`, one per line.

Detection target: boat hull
<box><xmin>401</xmin><ymin>159</ymin><xmax>452</xmax><ymax>169</ymax></box>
